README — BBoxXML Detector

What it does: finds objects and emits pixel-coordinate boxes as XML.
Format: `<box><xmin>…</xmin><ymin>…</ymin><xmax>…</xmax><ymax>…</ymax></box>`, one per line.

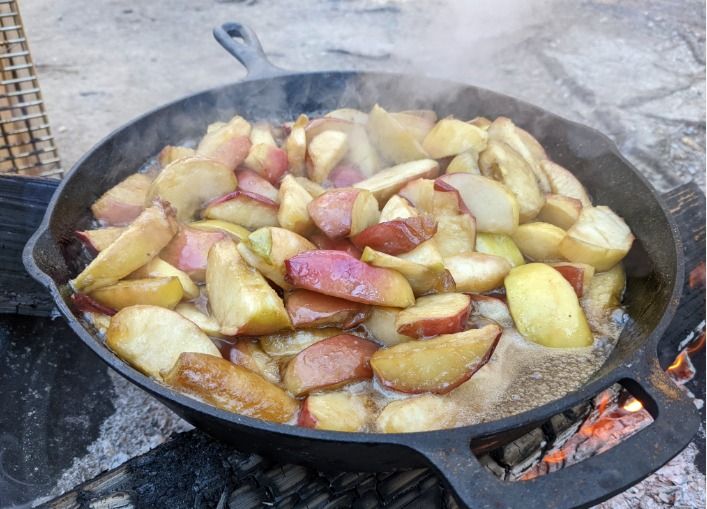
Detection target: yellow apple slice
<box><xmin>422</xmin><ymin>118</ymin><xmax>488</xmax><ymax>158</ymax></box>
<box><xmin>581</xmin><ymin>264</ymin><xmax>626</xmax><ymax>331</ymax></box>
<box><xmin>367</xmin><ymin>104</ymin><xmax>428</xmax><ymax>164</ymax></box>
<box><xmin>475</xmin><ymin>232</ymin><xmax>524</xmax><ymax>267</ymax></box>
<box><xmin>353</xmin><ymin>159</ymin><xmax>440</xmax><ymax>202</ymax></box>
<box><xmin>259</xmin><ymin>328</ymin><xmax>343</xmax><ymax>358</ymax></box>
<box><xmin>363</xmin><ymin>306</ymin><xmax>414</xmax><ymax>346</ymax></box>
<box><xmin>536</xmin><ymin>194</ymin><xmax>582</xmax><ymax>230</ymax></box>
<box><xmin>376</xmin><ymin>395</ymin><xmax>457</xmax><ymax>433</ymax></box>
<box><xmin>188</xmin><ymin>219</ymin><xmax>250</xmax><ymax>242</ymax></box>
<box><xmin>325</xmin><ymin>108</ymin><xmax>368</xmax><ymax>124</ymax></box>
<box><xmin>174</xmin><ymin>303</ymin><xmax>223</xmax><ymax>337</ymax></box>
<box><xmin>286</xmin><ymin>114</ymin><xmax>308</xmax><ymax>176</ymax></box>
<box><xmin>307</xmin><ymin>130</ymin><xmax>349</xmax><ymax>183</ymax></box>
<box><xmin>299</xmin><ymin>392</ymin><xmax>370</xmax><ymax>432</ymax></box>
<box><xmin>130</xmin><ymin>257</ymin><xmax>199</xmax><ymax>300</ymax></box>
<box><xmin>444</xmin><ymin>253</ymin><xmax>512</xmax><ymax>292</ymax></box>
<box><xmin>540</xmin><ymin>160</ymin><xmax>592</xmax><ymax>207</ymax></box>
<box><xmin>196</xmin><ymin>115</ymin><xmax>252</xmax><ymax>170</ymax></box>
<box><xmin>446</xmin><ymin>150</ymin><xmax>481</xmax><ymax>174</ymax></box>
<box><xmin>379</xmin><ymin>194</ymin><xmax>419</xmax><ymax>222</ymax></box>
<box><xmin>90</xmin><ymin>277</ymin><xmax>183</xmax><ymax>310</ymax></box>
<box><xmin>434</xmin><ymin>214</ymin><xmax>476</xmax><ymax>257</ymax></box>
<box><xmin>277</xmin><ymin>174</ymin><xmax>315</xmax><ymax>235</ymax></box>
<box><xmin>158</xmin><ymin>145</ymin><xmax>195</xmax><ymax>167</ymax></box>
<box><xmin>75</xmin><ymin>226</ymin><xmax>126</xmax><ymax>253</ymax></box>
<box><xmin>511</xmin><ymin>222</ymin><xmax>566</xmax><ymax>262</ymax></box>
<box><xmin>345</xmin><ymin>124</ymin><xmax>382</xmax><ymax>177</ymax></box>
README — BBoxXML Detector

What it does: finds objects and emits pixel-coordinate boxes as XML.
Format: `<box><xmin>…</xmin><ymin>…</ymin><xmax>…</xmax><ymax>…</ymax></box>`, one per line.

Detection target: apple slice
<box><xmin>285</xmin><ymin>114</ymin><xmax>308</xmax><ymax>176</ymax></box>
<box><xmin>226</xmin><ymin>339</ymin><xmax>281</xmax><ymax>384</ymax></box>
<box><xmin>305</xmin><ymin>117</ymin><xmax>354</xmax><ymax>141</ymax></box>
<box><xmin>75</xmin><ymin>226</ymin><xmax>126</xmax><ymax>254</ymax></box>
<box><xmin>345</xmin><ymin>124</ymin><xmax>382</xmax><ymax>177</ymax></box>
<box><xmin>71</xmin><ymin>202</ymin><xmax>178</xmax><ymax>293</ymax></box>
<box><xmin>188</xmin><ymin>219</ymin><xmax>250</xmax><ymax>242</ymax></box>
<box><xmin>71</xmin><ymin>293</ymin><xmax>117</xmax><ymax>316</ymax></box>
<box><xmin>361</xmin><ymin>246</ymin><xmax>456</xmax><ymax>297</ymax></box>
<box><xmin>325</xmin><ymin>108</ymin><xmax>368</xmax><ymax>124</ymax></box>
<box><xmin>371</xmin><ymin>324</ymin><xmax>501</xmax><ymax>394</ymax></box>
<box><xmin>537</xmin><ymin>194</ymin><xmax>582</xmax><ymax>230</ymax></box>
<box><xmin>294</xmin><ymin>176</ymin><xmax>326</xmax><ymax>197</ymax></box>
<box><xmin>286</xmin><ymin>289</ymin><xmax>370</xmax><ymax>329</ymax></box>
<box><xmin>366</xmin><ymin>104</ymin><xmax>428</xmax><ymax>164</ymax></box>
<box><xmin>129</xmin><ymin>257</ymin><xmax>199</xmax><ymax>300</ymax></box>
<box><xmin>376</xmin><ymin>394</ymin><xmax>457</xmax><ymax>433</ymax></box>
<box><xmin>307</xmin><ymin>188</ymin><xmax>380</xmax><ymax>239</ymax></box>
<box><xmin>159</xmin><ymin>226</ymin><xmax>226</xmax><ymax>282</ymax></box>
<box><xmin>398</xmin><ymin>178</ymin><xmax>435</xmax><ymax>213</ymax></box>
<box><xmin>395</xmin><ymin>293</ymin><xmax>471</xmax><ymax>338</ymax></box>
<box><xmin>363</xmin><ymin>306</ymin><xmax>413</xmax><ymax>346</ymax></box>
<box><xmin>207</xmin><ymin>239</ymin><xmax>291</xmax><ymax>335</ymax></box>
<box><xmin>444</xmin><ymin>253</ymin><xmax>512</xmax><ymax>293</ymax></box>
<box><xmin>351</xmin><ymin>215</ymin><xmax>436</xmax><ymax>255</ymax></box>
<box><xmin>259</xmin><ymin>327</ymin><xmax>343</xmax><ymax>358</ymax></box>
<box><xmin>468</xmin><ymin>116</ymin><xmax>492</xmax><ymax>129</ymax></box>
<box><xmin>479</xmin><ymin>140</ymin><xmax>545</xmax><ymax>222</ymax></box>
<box><xmin>106</xmin><ymin>305</ymin><xmax>221</xmax><ymax>379</ymax></box>
<box><xmin>391</xmin><ymin>111</ymin><xmax>435</xmax><ymax>142</ymax></box>
<box><xmin>174</xmin><ymin>302</ymin><xmax>223</xmax><ymax>337</ymax></box>
<box><xmin>158</xmin><ymin>145</ymin><xmax>195</xmax><ymax>167</ymax></box>
<box><xmin>580</xmin><ymin>264</ymin><xmax>626</xmax><ymax>331</ymax></box>
<box><xmin>299</xmin><ymin>392</ymin><xmax>370</xmax><ymax>432</ymax></box>
<box><xmin>277</xmin><ymin>175</ymin><xmax>314</xmax><ymax>235</ymax></box>
<box><xmin>163</xmin><ymin>352</ymin><xmax>298</xmax><ymax>423</ymax></box>
<box><xmin>432</xmin><ymin>179</ymin><xmax>471</xmax><ymax>216</ymax></box>
<box><xmin>475</xmin><ymin>233</ymin><xmax>524</xmax><ymax>267</ymax></box>
<box><xmin>379</xmin><ymin>194</ymin><xmax>419</xmax><ymax>222</ymax></box>
<box><xmin>235</xmin><ymin>169</ymin><xmax>279</xmax><ymax>202</ymax></box>
<box><xmin>285</xmin><ymin>250</ymin><xmax>415</xmax><ymax>307</ymax></box>
<box><xmin>446</xmin><ymin>151</ymin><xmax>480</xmax><ymax>174</ymax></box>
<box><xmin>307</xmin><ymin>130</ymin><xmax>349</xmax><ymax>183</ymax></box>
<box><xmin>283</xmin><ymin>334</ymin><xmax>378</xmax><ymax>396</ymax></box>
<box><xmin>203</xmin><ymin>190</ymin><xmax>279</xmax><ymax>230</ymax></box>
<box><xmin>422</xmin><ymin>118</ymin><xmax>488</xmax><ymax>158</ymax></box>
<box><xmin>559</xmin><ymin>206</ymin><xmax>634</xmax><ymax>271</ymax></box>
<box><xmin>146</xmin><ymin>157</ymin><xmax>237</xmax><ymax>221</ymax></box>
<box><xmin>438</xmin><ymin>173</ymin><xmax>519</xmax><ymax>234</ymax></box>
<box><xmin>85</xmin><ymin>311</ymin><xmax>112</xmax><ymax>334</ymax></box>
<box><xmin>511</xmin><ymin>222</ymin><xmax>566</xmax><ymax>262</ymax></box>
<box><xmin>550</xmin><ymin>262</ymin><xmax>595</xmax><ymax>297</ymax></box>
<box><xmin>469</xmin><ymin>294</ymin><xmax>514</xmax><ymax>328</ymax></box>
<box><xmin>397</xmin><ymin>239</ymin><xmax>446</xmax><ymax>269</ymax></box>
<box><xmin>90</xmin><ymin>277</ymin><xmax>183</xmax><ymax>310</ymax></box>
<box><xmin>434</xmin><ymin>214</ymin><xmax>476</xmax><ymax>257</ymax></box>
<box><xmin>505</xmin><ymin>263</ymin><xmax>593</xmax><ymax>348</ymax></box>
<box><xmin>308</xmin><ymin>232</ymin><xmax>362</xmax><ymax>258</ymax></box>
<box><xmin>243</xmin><ymin>143</ymin><xmax>288</xmax><ymax>185</ymax></box>
<box><xmin>540</xmin><ymin>160</ymin><xmax>592</xmax><ymax>207</ymax></box>
<box><xmin>91</xmin><ymin>173</ymin><xmax>152</xmax><ymax>226</ymax></box>
<box><xmin>354</xmin><ymin>159</ymin><xmax>440</xmax><ymax>202</ymax></box>
<box><xmin>196</xmin><ymin>115</ymin><xmax>252</xmax><ymax>170</ymax></box>
<box><xmin>327</xmin><ymin>163</ymin><xmax>366</xmax><ymax>187</ymax></box>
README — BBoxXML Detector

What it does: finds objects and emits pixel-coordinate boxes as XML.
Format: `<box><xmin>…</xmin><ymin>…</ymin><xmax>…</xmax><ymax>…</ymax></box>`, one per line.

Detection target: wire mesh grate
<box><xmin>0</xmin><ymin>0</ymin><xmax>61</xmax><ymax>177</ymax></box>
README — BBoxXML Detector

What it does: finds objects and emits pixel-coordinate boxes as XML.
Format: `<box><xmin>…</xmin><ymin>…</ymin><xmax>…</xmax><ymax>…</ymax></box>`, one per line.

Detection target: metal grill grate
<box><xmin>0</xmin><ymin>0</ymin><xmax>61</xmax><ymax>177</ymax></box>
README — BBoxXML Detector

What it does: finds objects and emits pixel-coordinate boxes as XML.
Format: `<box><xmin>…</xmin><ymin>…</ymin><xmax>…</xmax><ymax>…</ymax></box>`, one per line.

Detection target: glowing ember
<box><xmin>688</xmin><ymin>261</ymin><xmax>705</xmax><ymax>289</ymax></box>
<box><xmin>622</xmin><ymin>397</ymin><xmax>643</xmax><ymax>412</ymax></box>
<box><xmin>668</xmin><ymin>350</ymin><xmax>697</xmax><ymax>385</ymax></box>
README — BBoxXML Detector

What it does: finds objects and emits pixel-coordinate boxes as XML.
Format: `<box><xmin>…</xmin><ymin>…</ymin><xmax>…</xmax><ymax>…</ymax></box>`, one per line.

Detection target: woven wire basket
<box><xmin>0</xmin><ymin>0</ymin><xmax>61</xmax><ymax>177</ymax></box>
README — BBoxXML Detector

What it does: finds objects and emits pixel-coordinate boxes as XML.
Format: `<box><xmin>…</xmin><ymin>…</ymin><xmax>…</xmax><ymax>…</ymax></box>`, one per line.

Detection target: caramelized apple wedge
<box><xmin>376</xmin><ymin>395</ymin><xmax>457</xmax><ymax>433</ymax></box>
<box><xmin>283</xmin><ymin>334</ymin><xmax>378</xmax><ymax>396</ymax></box>
<box><xmin>363</xmin><ymin>306</ymin><xmax>414</xmax><ymax>346</ymax></box>
<box><xmin>196</xmin><ymin>115</ymin><xmax>252</xmax><ymax>170</ymax></box>
<box><xmin>129</xmin><ymin>257</ymin><xmax>199</xmax><ymax>300</ymax></box>
<box><xmin>285</xmin><ymin>250</ymin><xmax>415</xmax><ymax>307</ymax></box>
<box><xmin>550</xmin><ymin>262</ymin><xmax>595</xmax><ymax>297</ymax></box>
<box><xmin>475</xmin><ymin>233</ymin><xmax>524</xmax><ymax>267</ymax></box>
<box><xmin>307</xmin><ymin>130</ymin><xmax>349</xmax><ymax>183</ymax></box>
<box><xmin>511</xmin><ymin>222</ymin><xmax>566</xmax><ymax>262</ymax></box>
<box><xmin>537</xmin><ymin>194</ymin><xmax>582</xmax><ymax>230</ymax></box>
<box><xmin>351</xmin><ymin>215</ymin><xmax>436</xmax><ymax>255</ymax></box>
<box><xmin>581</xmin><ymin>264</ymin><xmax>626</xmax><ymax>332</ymax></box>
<box><xmin>90</xmin><ymin>277</ymin><xmax>183</xmax><ymax>310</ymax></box>
<box><xmin>307</xmin><ymin>188</ymin><xmax>379</xmax><ymax>239</ymax></box>
<box><xmin>286</xmin><ymin>114</ymin><xmax>308</xmax><ymax>176</ymax></box>
<box><xmin>163</xmin><ymin>352</ymin><xmax>297</xmax><ymax>423</ymax></box>
<box><xmin>207</xmin><ymin>239</ymin><xmax>291</xmax><ymax>335</ymax></box>
<box><xmin>147</xmin><ymin>157</ymin><xmax>237</xmax><ymax>221</ymax></box>
<box><xmin>540</xmin><ymin>160</ymin><xmax>592</xmax><ymax>207</ymax></box>
<box><xmin>203</xmin><ymin>190</ymin><xmax>279</xmax><ymax>230</ymax></box>
<box><xmin>159</xmin><ymin>225</ymin><xmax>226</xmax><ymax>282</ymax></box>
<box><xmin>235</xmin><ymin>169</ymin><xmax>280</xmax><ymax>202</ymax></box>
<box><xmin>367</xmin><ymin>104</ymin><xmax>428</xmax><ymax>164</ymax></box>
<box><xmin>75</xmin><ymin>226</ymin><xmax>126</xmax><ymax>254</ymax></box>
<box><xmin>434</xmin><ymin>214</ymin><xmax>476</xmax><ymax>258</ymax></box>
<box><xmin>422</xmin><ymin>118</ymin><xmax>488</xmax><ymax>158</ymax></box>
<box><xmin>188</xmin><ymin>219</ymin><xmax>250</xmax><ymax>242</ymax></box>
<box><xmin>91</xmin><ymin>173</ymin><xmax>152</xmax><ymax>226</ymax></box>
<box><xmin>299</xmin><ymin>392</ymin><xmax>370</xmax><ymax>432</ymax></box>
<box><xmin>505</xmin><ymin>263</ymin><xmax>593</xmax><ymax>347</ymax></box>
<box><xmin>395</xmin><ymin>293</ymin><xmax>471</xmax><ymax>338</ymax></box>
<box><xmin>71</xmin><ymin>202</ymin><xmax>178</xmax><ymax>293</ymax></box>
<box><xmin>286</xmin><ymin>289</ymin><xmax>369</xmax><ymax>329</ymax></box>
<box><xmin>559</xmin><ymin>206</ymin><xmax>634</xmax><ymax>271</ymax></box>
<box><xmin>106</xmin><ymin>305</ymin><xmax>221</xmax><ymax>379</ymax></box>
<box><xmin>370</xmin><ymin>324</ymin><xmax>501</xmax><ymax>394</ymax></box>
<box><xmin>174</xmin><ymin>303</ymin><xmax>223</xmax><ymax>337</ymax></box>
<box><xmin>259</xmin><ymin>328</ymin><xmax>343</xmax><ymax>358</ymax></box>
<box><xmin>158</xmin><ymin>145</ymin><xmax>195</xmax><ymax>167</ymax></box>
<box><xmin>353</xmin><ymin>159</ymin><xmax>440</xmax><ymax>202</ymax></box>
<box><xmin>226</xmin><ymin>339</ymin><xmax>281</xmax><ymax>384</ymax></box>
<box><xmin>277</xmin><ymin>175</ymin><xmax>315</xmax><ymax>235</ymax></box>
<box><xmin>444</xmin><ymin>253</ymin><xmax>512</xmax><ymax>293</ymax></box>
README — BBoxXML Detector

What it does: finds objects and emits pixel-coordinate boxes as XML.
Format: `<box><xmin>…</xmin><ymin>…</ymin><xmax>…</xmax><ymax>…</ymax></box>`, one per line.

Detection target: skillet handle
<box><xmin>213</xmin><ymin>22</ymin><xmax>288</xmax><ymax>79</ymax></box>
<box><xmin>413</xmin><ymin>366</ymin><xmax>700</xmax><ymax>509</ymax></box>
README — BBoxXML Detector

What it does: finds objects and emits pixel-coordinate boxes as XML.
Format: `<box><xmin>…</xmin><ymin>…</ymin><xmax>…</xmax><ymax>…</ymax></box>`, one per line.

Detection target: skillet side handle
<box><xmin>413</xmin><ymin>367</ymin><xmax>700</xmax><ymax>509</ymax></box>
<box><xmin>213</xmin><ymin>22</ymin><xmax>288</xmax><ymax>79</ymax></box>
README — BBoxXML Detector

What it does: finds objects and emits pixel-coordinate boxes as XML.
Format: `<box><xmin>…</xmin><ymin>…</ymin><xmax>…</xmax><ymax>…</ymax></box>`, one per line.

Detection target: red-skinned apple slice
<box><xmin>299</xmin><ymin>392</ymin><xmax>370</xmax><ymax>432</ymax></box>
<box><xmin>285</xmin><ymin>289</ymin><xmax>370</xmax><ymax>329</ymax></box>
<box><xmin>285</xmin><ymin>250</ymin><xmax>415</xmax><ymax>307</ymax></box>
<box><xmin>550</xmin><ymin>262</ymin><xmax>595</xmax><ymax>297</ymax></box>
<box><xmin>422</xmin><ymin>117</ymin><xmax>488</xmax><ymax>158</ymax></box>
<box><xmin>327</xmin><ymin>163</ymin><xmax>366</xmax><ymax>187</ymax></box>
<box><xmin>71</xmin><ymin>293</ymin><xmax>117</xmax><ymax>316</ymax></box>
<box><xmin>370</xmin><ymin>323</ymin><xmax>501</xmax><ymax>394</ymax></box>
<box><xmin>307</xmin><ymin>130</ymin><xmax>349</xmax><ymax>183</ymax></box>
<box><xmin>196</xmin><ymin>115</ymin><xmax>252</xmax><ymax>170</ymax></box>
<box><xmin>243</xmin><ymin>143</ymin><xmax>288</xmax><ymax>184</ymax></box>
<box><xmin>235</xmin><ymin>169</ymin><xmax>279</xmax><ymax>202</ymax></box>
<box><xmin>432</xmin><ymin>179</ymin><xmax>470</xmax><ymax>216</ymax></box>
<box><xmin>395</xmin><ymin>293</ymin><xmax>471</xmax><ymax>338</ymax></box>
<box><xmin>282</xmin><ymin>334</ymin><xmax>378</xmax><ymax>396</ymax></box>
<box><xmin>537</xmin><ymin>194</ymin><xmax>582</xmax><ymax>230</ymax></box>
<box><xmin>91</xmin><ymin>173</ymin><xmax>152</xmax><ymax>226</ymax></box>
<box><xmin>203</xmin><ymin>190</ymin><xmax>279</xmax><ymax>230</ymax></box>
<box><xmin>159</xmin><ymin>226</ymin><xmax>226</xmax><ymax>282</ymax></box>
<box><xmin>307</xmin><ymin>188</ymin><xmax>379</xmax><ymax>239</ymax></box>
<box><xmin>308</xmin><ymin>232</ymin><xmax>362</xmax><ymax>258</ymax></box>
<box><xmin>351</xmin><ymin>215</ymin><xmax>437</xmax><ymax>255</ymax></box>
<box><xmin>75</xmin><ymin>226</ymin><xmax>126</xmax><ymax>254</ymax></box>
<box><xmin>353</xmin><ymin>159</ymin><xmax>440</xmax><ymax>202</ymax></box>
<box><xmin>444</xmin><ymin>253</ymin><xmax>512</xmax><ymax>293</ymax></box>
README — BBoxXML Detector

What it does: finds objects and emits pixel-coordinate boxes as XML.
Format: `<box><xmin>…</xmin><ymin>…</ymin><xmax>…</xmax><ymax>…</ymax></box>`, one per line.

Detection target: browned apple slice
<box><xmin>366</xmin><ymin>104</ymin><xmax>428</xmax><ymax>163</ymax></box>
<box><xmin>308</xmin><ymin>232</ymin><xmax>362</xmax><ymax>258</ymax></box>
<box><xmin>511</xmin><ymin>222</ymin><xmax>566</xmax><ymax>262</ymax></box>
<box><xmin>581</xmin><ymin>264</ymin><xmax>626</xmax><ymax>332</ymax></box>
<box><xmin>376</xmin><ymin>394</ymin><xmax>457</xmax><ymax>432</ymax></box>
<box><xmin>203</xmin><ymin>190</ymin><xmax>279</xmax><ymax>230</ymax></box>
<box><xmin>559</xmin><ymin>206</ymin><xmax>634</xmax><ymax>271</ymax></box>
<box><xmin>91</xmin><ymin>173</ymin><xmax>152</xmax><ymax>226</ymax></box>
<box><xmin>325</xmin><ymin>108</ymin><xmax>368</xmax><ymax>124</ymax></box>
<box><xmin>75</xmin><ymin>226</ymin><xmax>126</xmax><ymax>254</ymax></box>
<box><xmin>299</xmin><ymin>392</ymin><xmax>370</xmax><ymax>432</ymax></box>
<box><xmin>362</xmin><ymin>306</ymin><xmax>413</xmax><ymax>346</ymax></box>
<box><xmin>379</xmin><ymin>194</ymin><xmax>419</xmax><ymax>222</ymax></box>
<box><xmin>196</xmin><ymin>115</ymin><xmax>252</xmax><ymax>170</ymax></box>
<box><xmin>422</xmin><ymin>117</ymin><xmax>488</xmax><ymax>158</ymax></box>
<box><xmin>434</xmin><ymin>214</ymin><xmax>476</xmax><ymax>257</ymax></box>
<box><xmin>174</xmin><ymin>303</ymin><xmax>223</xmax><ymax>337</ymax></box>
<box><xmin>90</xmin><ymin>277</ymin><xmax>183</xmax><ymax>310</ymax></box>
<box><xmin>207</xmin><ymin>239</ymin><xmax>291</xmax><ymax>335</ymax></box>
<box><xmin>277</xmin><ymin>175</ymin><xmax>315</xmax><ymax>235</ymax></box>
<box><xmin>285</xmin><ymin>250</ymin><xmax>415</xmax><ymax>307</ymax></box>
<box><xmin>345</xmin><ymin>124</ymin><xmax>381</xmax><ymax>177</ymax></box>
<box><xmin>147</xmin><ymin>157</ymin><xmax>237</xmax><ymax>221</ymax></box>
<box><xmin>129</xmin><ymin>257</ymin><xmax>199</xmax><ymax>300</ymax></box>
<box><xmin>446</xmin><ymin>151</ymin><xmax>480</xmax><ymax>174</ymax></box>
<box><xmin>286</xmin><ymin>114</ymin><xmax>308</xmax><ymax>176</ymax></box>
<box><xmin>71</xmin><ymin>293</ymin><xmax>116</xmax><ymax>316</ymax></box>
<box><xmin>226</xmin><ymin>339</ymin><xmax>281</xmax><ymax>384</ymax></box>
<box><xmin>371</xmin><ymin>324</ymin><xmax>501</xmax><ymax>394</ymax></box>
<box><xmin>188</xmin><ymin>219</ymin><xmax>250</xmax><ymax>242</ymax></box>
<box><xmin>468</xmin><ymin>294</ymin><xmax>514</xmax><ymax>328</ymax></box>
<box><xmin>540</xmin><ymin>160</ymin><xmax>592</xmax><ymax>207</ymax></box>
<box><xmin>159</xmin><ymin>226</ymin><xmax>226</xmax><ymax>282</ymax></box>
<box><xmin>283</xmin><ymin>334</ymin><xmax>378</xmax><ymax>396</ymax></box>
<box><xmin>259</xmin><ymin>327</ymin><xmax>343</xmax><ymax>357</ymax></box>
<box><xmin>537</xmin><ymin>194</ymin><xmax>582</xmax><ymax>230</ymax></box>
<box><xmin>235</xmin><ymin>169</ymin><xmax>279</xmax><ymax>202</ymax></box>
<box><xmin>307</xmin><ymin>188</ymin><xmax>379</xmax><ymax>239</ymax></box>
<box><xmin>307</xmin><ymin>130</ymin><xmax>349</xmax><ymax>183</ymax></box>
<box><xmin>163</xmin><ymin>352</ymin><xmax>298</xmax><ymax>423</ymax></box>
<box><xmin>550</xmin><ymin>262</ymin><xmax>595</xmax><ymax>297</ymax></box>
<box><xmin>286</xmin><ymin>289</ymin><xmax>370</xmax><ymax>329</ymax></box>
<box><xmin>327</xmin><ymin>163</ymin><xmax>366</xmax><ymax>187</ymax></box>
<box><xmin>71</xmin><ymin>202</ymin><xmax>178</xmax><ymax>293</ymax></box>
<box><xmin>444</xmin><ymin>253</ymin><xmax>512</xmax><ymax>293</ymax></box>
<box><xmin>351</xmin><ymin>215</ymin><xmax>436</xmax><ymax>255</ymax></box>
<box><xmin>158</xmin><ymin>145</ymin><xmax>195</xmax><ymax>167</ymax></box>
<box><xmin>106</xmin><ymin>305</ymin><xmax>221</xmax><ymax>379</ymax></box>
<box><xmin>395</xmin><ymin>293</ymin><xmax>471</xmax><ymax>338</ymax></box>
<box><xmin>353</xmin><ymin>159</ymin><xmax>440</xmax><ymax>202</ymax></box>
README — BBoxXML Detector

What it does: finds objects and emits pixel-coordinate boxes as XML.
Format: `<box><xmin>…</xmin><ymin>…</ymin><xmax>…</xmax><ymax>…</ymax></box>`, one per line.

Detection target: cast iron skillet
<box><xmin>23</xmin><ymin>22</ymin><xmax>700</xmax><ymax>509</ymax></box>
